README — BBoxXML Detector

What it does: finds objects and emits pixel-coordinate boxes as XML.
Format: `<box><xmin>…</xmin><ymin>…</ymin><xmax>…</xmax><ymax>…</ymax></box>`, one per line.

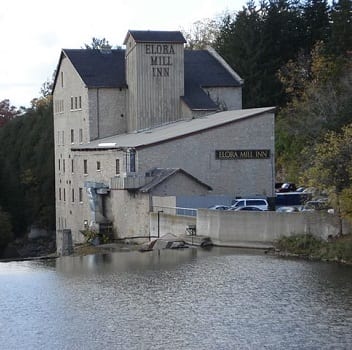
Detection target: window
<box><xmin>75</xmin><ymin>97</ymin><xmax>78</xmax><ymax>109</ymax></box>
<box><xmin>71</xmin><ymin>159</ymin><xmax>74</xmax><ymax>173</ymax></box>
<box><xmin>115</xmin><ymin>159</ymin><xmax>120</xmax><ymax>175</ymax></box>
<box><xmin>63</xmin><ymin>188</ymin><xmax>66</xmax><ymax>202</ymax></box>
<box><xmin>79</xmin><ymin>129</ymin><xmax>83</xmax><ymax>143</ymax></box>
<box><xmin>97</xmin><ymin>161</ymin><xmax>101</xmax><ymax>171</ymax></box>
<box><xmin>59</xmin><ymin>188</ymin><xmax>61</xmax><ymax>201</ymax></box>
<box><xmin>128</xmin><ymin>150</ymin><xmax>136</xmax><ymax>173</ymax></box>
<box><xmin>62</xmin><ymin>131</ymin><xmax>65</xmax><ymax>145</ymax></box>
<box><xmin>84</xmin><ymin>159</ymin><xmax>88</xmax><ymax>175</ymax></box>
<box><xmin>70</xmin><ymin>97</ymin><xmax>74</xmax><ymax>110</ymax></box>
<box><xmin>79</xmin><ymin>96</ymin><xmax>82</xmax><ymax>109</ymax></box>
<box><xmin>79</xmin><ymin>187</ymin><xmax>83</xmax><ymax>203</ymax></box>
<box><xmin>63</xmin><ymin>159</ymin><xmax>65</xmax><ymax>173</ymax></box>
<box><xmin>61</xmin><ymin>72</ymin><xmax>64</xmax><ymax>88</ymax></box>
<box><xmin>71</xmin><ymin>188</ymin><xmax>75</xmax><ymax>202</ymax></box>
<box><xmin>70</xmin><ymin>129</ymin><xmax>74</xmax><ymax>143</ymax></box>
<box><xmin>58</xmin><ymin>159</ymin><xmax>61</xmax><ymax>171</ymax></box>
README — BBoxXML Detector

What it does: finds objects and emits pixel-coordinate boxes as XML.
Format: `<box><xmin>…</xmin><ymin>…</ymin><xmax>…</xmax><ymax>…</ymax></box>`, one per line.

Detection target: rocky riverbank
<box><xmin>272</xmin><ymin>233</ymin><xmax>352</xmax><ymax>265</ymax></box>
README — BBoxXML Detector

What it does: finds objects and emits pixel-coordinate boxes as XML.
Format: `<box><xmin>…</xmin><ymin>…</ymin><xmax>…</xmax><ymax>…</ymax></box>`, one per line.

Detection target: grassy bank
<box><xmin>274</xmin><ymin>234</ymin><xmax>352</xmax><ymax>265</ymax></box>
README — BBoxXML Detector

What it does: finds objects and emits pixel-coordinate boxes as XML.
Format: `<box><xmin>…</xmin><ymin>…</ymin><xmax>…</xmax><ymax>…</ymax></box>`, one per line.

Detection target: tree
<box><xmin>0</xmin><ymin>97</ymin><xmax>55</xmax><ymax>235</ymax></box>
<box><xmin>329</xmin><ymin>0</ymin><xmax>352</xmax><ymax>56</ymax></box>
<box><xmin>275</xmin><ymin>43</ymin><xmax>352</xmax><ymax>181</ymax></box>
<box><xmin>214</xmin><ymin>2</ymin><xmax>265</xmax><ymax>107</ymax></box>
<box><xmin>0</xmin><ymin>207</ymin><xmax>13</xmax><ymax>253</ymax></box>
<box><xmin>83</xmin><ymin>37</ymin><xmax>112</xmax><ymax>50</ymax></box>
<box><xmin>302</xmin><ymin>0</ymin><xmax>331</xmax><ymax>52</ymax></box>
<box><xmin>0</xmin><ymin>99</ymin><xmax>21</xmax><ymax>127</ymax></box>
<box><xmin>301</xmin><ymin>124</ymin><xmax>352</xmax><ymax>229</ymax></box>
<box><xmin>183</xmin><ymin>17</ymin><xmax>221</xmax><ymax>49</ymax></box>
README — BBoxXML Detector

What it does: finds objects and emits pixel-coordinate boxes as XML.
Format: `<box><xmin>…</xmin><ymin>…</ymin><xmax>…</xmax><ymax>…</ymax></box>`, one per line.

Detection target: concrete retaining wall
<box><xmin>150</xmin><ymin>212</ymin><xmax>196</xmax><ymax>238</ymax></box>
<box><xmin>197</xmin><ymin>209</ymin><xmax>351</xmax><ymax>246</ymax></box>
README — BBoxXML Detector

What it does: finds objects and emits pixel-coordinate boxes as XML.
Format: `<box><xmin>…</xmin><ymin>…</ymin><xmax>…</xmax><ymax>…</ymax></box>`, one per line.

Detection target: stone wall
<box><xmin>197</xmin><ymin>209</ymin><xmax>352</xmax><ymax>246</ymax></box>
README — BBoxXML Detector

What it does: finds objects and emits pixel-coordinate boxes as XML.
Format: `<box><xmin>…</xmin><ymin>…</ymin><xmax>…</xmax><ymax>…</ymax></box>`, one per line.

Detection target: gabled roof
<box><xmin>138</xmin><ymin>168</ymin><xmax>212</xmax><ymax>193</ymax></box>
<box><xmin>72</xmin><ymin>107</ymin><xmax>275</xmax><ymax>151</ymax></box>
<box><xmin>53</xmin><ymin>39</ymin><xmax>242</xmax><ymax>109</ymax></box>
<box><xmin>60</xmin><ymin>49</ymin><xmax>126</xmax><ymax>88</ymax></box>
<box><xmin>183</xmin><ymin>50</ymin><xmax>242</xmax><ymax>110</ymax></box>
<box><xmin>123</xmin><ymin>30</ymin><xmax>186</xmax><ymax>44</ymax></box>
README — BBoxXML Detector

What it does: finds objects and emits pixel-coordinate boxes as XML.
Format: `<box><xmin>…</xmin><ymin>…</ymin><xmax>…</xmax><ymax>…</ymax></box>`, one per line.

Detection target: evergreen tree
<box><xmin>329</xmin><ymin>0</ymin><xmax>352</xmax><ymax>56</ymax></box>
<box><xmin>302</xmin><ymin>0</ymin><xmax>331</xmax><ymax>52</ymax></box>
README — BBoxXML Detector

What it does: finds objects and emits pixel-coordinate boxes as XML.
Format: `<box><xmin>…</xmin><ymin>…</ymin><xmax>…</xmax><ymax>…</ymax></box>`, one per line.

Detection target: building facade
<box><xmin>53</xmin><ymin>30</ymin><xmax>275</xmax><ymax>243</ymax></box>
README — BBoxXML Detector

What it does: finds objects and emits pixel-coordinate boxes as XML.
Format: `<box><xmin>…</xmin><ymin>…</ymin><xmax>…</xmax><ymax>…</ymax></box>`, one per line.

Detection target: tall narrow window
<box><xmin>58</xmin><ymin>159</ymin><xmax>61</xmax><ymax>171</ymax></box>
<box><xmin>70</xmin><ymin>129</ymin><xmax>74</xmax><ymax>143</ymax></box>
<box><xmin>129</xmin><ymin>150</ymin><xmax>136</xmax><ymax>173</ymax></box>
<box><xmin>84</xmin><ymin>159</ymin><xmax>88</xmax><ymax>175</ymax></box>
<box><xmin>71</xmin><ymin>159</ymin><xmax>74</xmax><ymax>173</ymax></box>
<box><xmin>59</xmin><ymin>188</ymin><xmax>62</xmax><ymax>201</ymax></box>
<box><xmin>71</xmin><ymin>97</ymin><xmax>74</xmax><ymax>110</ymax></box>
<box><xmin>61</xmin><ymin>72</ymin><xmax>64</xmax><ymax>87</ymax></box>
<box><xmin>96</xmin><ymin>161</ymin><xmax>101</xmax><ymax>171</ymax></box>
<box><xmin>62</xmin><ymin>131</ymin><xmax>65</xmax><ymax>145</ymax></box>
<box><xmin>79</xmin><ymin>187</ymin><xmax>83</xmax><ymax>203</ymax></box>
<box><xmin>115</xmin><ymin>159</ymin><xmax>120</xmax><ymax>175</ymax></box>
<box><xmin>79</xmin><ymin>96</ymin><xmax>82</xmax><ymax>109</ymax></box>
<box><xmin>63</xmin><ymin>159</ymin><xmax>65</xmax><ymax>173</ymax></box>
<box><xmin>63</xmin><ymin>188</ymin><xmax>66</xmax><ymax>202</ymax></box>
<box><xmin>75</xmin><ymin>97</ymin><xmax>78</xmax><ymax>109</ymax></box>
<box><xmin>71</xmin><ymin>188</ymin><xmax>75</xmax><ymax>202</ymax></box>
<box><xmin>79</xmin><ymin>128</ymin><xmax>83</xmax><ymax>143</ymax></box>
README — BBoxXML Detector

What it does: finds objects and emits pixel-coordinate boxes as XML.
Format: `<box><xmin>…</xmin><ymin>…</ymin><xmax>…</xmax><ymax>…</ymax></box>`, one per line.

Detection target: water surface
<box><xmin>1</xmin><ymin>247</ymin><xmax>351</xmax><ymax>349</ymax></box>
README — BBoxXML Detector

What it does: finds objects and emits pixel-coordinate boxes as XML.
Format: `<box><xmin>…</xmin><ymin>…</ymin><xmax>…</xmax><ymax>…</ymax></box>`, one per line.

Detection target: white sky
<box><xmin>0</xmin><ymin>0</ymin><xmax>245</xmax><ymax>108</ymax></box>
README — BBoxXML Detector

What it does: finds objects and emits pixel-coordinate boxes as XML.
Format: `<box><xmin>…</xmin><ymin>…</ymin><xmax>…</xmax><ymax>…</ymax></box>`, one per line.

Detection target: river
<box><xmin>1</xmin><ymin>247</ymin><xmax>351</xmax><ymax>349</ymax></box>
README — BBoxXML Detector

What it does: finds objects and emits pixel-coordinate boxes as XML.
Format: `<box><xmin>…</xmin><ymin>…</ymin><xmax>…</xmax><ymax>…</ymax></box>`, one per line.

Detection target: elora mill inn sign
<box><xmin>215</xmin><ymin>150</ymin><xmax>271</xmax><ymax>160</ymax></box>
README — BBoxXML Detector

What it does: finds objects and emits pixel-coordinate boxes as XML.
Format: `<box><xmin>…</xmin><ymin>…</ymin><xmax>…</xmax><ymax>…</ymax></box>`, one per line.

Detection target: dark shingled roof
<box><xmin>124</xmin><ymin>30</ymin><xmax>186</xmax><ymax>44</ymax></box>
<box><xmin>183</xmin><ymin>50</ymin><xmax>241</xmax><ymax>110</ymax></box>
<box><xmin>62</xmin><ymin>49</ymin><xmax>126</xmax><ymax>88</ymax></box>
<box><xmin>56</xmin><ymin>46</ymin><xmax>242</xmax><ymax>110</ymax></box>
<box><xmin>138</xmin><ymin>168</ymin><xmax>212</xmax><ymax>193</ymax></box>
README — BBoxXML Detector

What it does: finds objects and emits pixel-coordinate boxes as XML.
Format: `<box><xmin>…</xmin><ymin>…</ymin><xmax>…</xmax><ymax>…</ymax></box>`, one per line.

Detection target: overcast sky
<box><xmin>0</xmin><ymin>0</ymin><xmax>245</xmax><ymax>108</ymax></box>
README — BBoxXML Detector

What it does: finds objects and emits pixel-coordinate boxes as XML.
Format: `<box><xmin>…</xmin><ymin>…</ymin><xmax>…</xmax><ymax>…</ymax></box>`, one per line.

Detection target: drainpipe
<box><xmin>96</xmin><ymin>89</ymin><xmax>100</xmax><ymax>139</ymax></box>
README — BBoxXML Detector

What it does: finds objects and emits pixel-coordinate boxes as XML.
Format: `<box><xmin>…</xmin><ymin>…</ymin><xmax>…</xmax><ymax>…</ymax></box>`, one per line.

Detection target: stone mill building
<box><xmin>53</xmin><ymin>30</ymin><xmax>275</xmax><ymax>244</ymax></box>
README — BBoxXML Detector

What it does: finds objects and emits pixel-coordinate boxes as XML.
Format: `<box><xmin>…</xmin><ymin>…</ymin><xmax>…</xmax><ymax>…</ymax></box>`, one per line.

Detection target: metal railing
<box><xmin>152</xmin><ymin>205</ymin><xmax>197</xmax><ymax>217</ymax></box>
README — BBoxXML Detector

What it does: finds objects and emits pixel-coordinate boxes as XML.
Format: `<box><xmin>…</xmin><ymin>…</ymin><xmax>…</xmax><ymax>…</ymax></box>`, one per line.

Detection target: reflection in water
<box><xmin>1</xmin><ymin>248</ymin><xmax>352</xmax><ymax>350</ymax></box>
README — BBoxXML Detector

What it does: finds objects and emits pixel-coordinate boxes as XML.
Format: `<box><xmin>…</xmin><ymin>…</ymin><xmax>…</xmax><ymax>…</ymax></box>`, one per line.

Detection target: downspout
<box><xmin>96</xmin><ymin>88</ymin><xmax>100</xmax><ymax>139</ymax></box>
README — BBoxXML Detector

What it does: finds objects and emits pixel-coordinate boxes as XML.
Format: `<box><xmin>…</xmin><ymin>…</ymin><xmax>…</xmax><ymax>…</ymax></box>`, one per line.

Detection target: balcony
<box><xmin>111</xmin><ymin>174</ymin><xmax>149</xmax><ymax>190</ymax></box>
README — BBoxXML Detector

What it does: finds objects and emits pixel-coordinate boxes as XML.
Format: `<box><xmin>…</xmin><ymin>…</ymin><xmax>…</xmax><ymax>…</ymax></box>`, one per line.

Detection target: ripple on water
<box><xmin>1</xmin><ymin>248</ymin><xmax>352</xmax><ymax>349</ymax></box>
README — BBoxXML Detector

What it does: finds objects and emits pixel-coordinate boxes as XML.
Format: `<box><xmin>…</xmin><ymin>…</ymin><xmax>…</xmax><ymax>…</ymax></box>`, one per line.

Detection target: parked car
<box><xmin>230</xmin><ymin>198</ymin><xmax>269</xmax><ymax>211</ymax></box>
<box><xmin>301</xmin><ymin>200</ymin><xmax>331</xmax><ymax>212</ymax></box>
<box><xmin>276</xmin><ymin>206</ymin><xmax>299</xmax><ymax>213</ymax></box>
<box><xmin>231</xmin><ymin>206</ymin><xmax>265</xmax><ymax>211</ymax></box>
<box><xmin>208</xmin><ymin>205</ymin><xmax>229</xmax><ymax>210</ymax></box>
<box><xmin>276</xmin><ymin>182</ymin><xmax>296</xmax><ymax>193</ymax></box>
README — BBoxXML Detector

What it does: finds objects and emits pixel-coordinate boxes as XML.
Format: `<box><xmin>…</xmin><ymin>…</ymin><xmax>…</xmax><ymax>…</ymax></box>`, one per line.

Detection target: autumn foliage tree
<box><xmin>0</xmin><ymin>99</ymin><xmax>21</xmax><ymax>127</ymax></box>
